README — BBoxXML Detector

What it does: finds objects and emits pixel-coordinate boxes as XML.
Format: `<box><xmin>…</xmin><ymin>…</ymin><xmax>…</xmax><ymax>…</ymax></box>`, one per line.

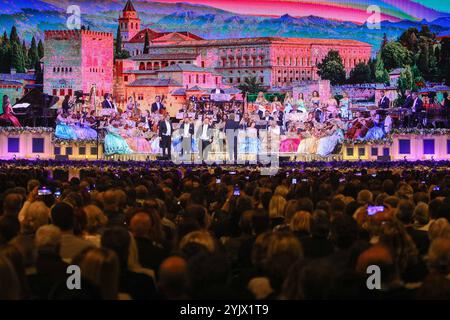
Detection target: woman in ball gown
<box><xmin>280</xmin><ymin>123</ymin><xmax>301</xmax><ymax>153</ymax></box>
<box><xmin>104</xmin><ymin>121</ymin><xmax>132</xmax><ymax>155</ymax></box>
<box><xmin>296</xmin><ymin>92</ymin><xmax>307</xmax><ymax>113</ymax></box>
<box><xmin>74</xmin><ymin>114</ymin><xmax>98</xmax><ymax>140</ymax></box>
<box><xmin>55</xmin><ymin>109</ymin><xmax>77</xmax><ymax>140</ymax></box>
<box><xmin>255</xmin><ymin>91</ymin><xmax>269</xmax><ymax>115</ymax></box>
<box><xmin>126</xmin><ymin>124</ymin><xmax>152</xmax><ymax>153</ymax></box>
<box><xmin>283</xmin><ymin>92</ymin><xmax>295</xmax><ymax>114</ymax></box>
<box><xmin>363</xmin><ymin>112</ymin><xmax>385</xmax><ymax>140</ymax></box>
<box><xmin>311</xmin><ymin>91</ymin><xmax>321</xmax><ymax>107</ymax></box>
<box><xmin>339</xmin><ymin>92</ymin><xmax>351</xmax><ymax>120</ymax></box>
<box><xmin>0</xmin><ymin>95</ymin><xmax>21</xmax><ymax>127</ymax></box>
<box><xmin>297</xmin><ymin>121</ymin><xmax>320</xmax><ymax>155</ymax></box>
<box><xmin>345</xmin><ymin>112</ymin><xmax>372</xmax><ymax>140</ymax></box>
<box><xmin>316</xmin><ymin>118</ymin><xmax>345</xmax><ymax>157</ymax></box>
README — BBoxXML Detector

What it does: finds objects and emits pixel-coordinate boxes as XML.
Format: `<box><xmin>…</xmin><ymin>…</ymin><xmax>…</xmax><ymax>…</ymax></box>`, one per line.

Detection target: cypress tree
<box><xmin>9</xmin><ymin>26</ymin><xmax>20</xmax><ymax>44</ymax></box>
<box><xmin>143</xmin><ymin>31</ymin><xmax>150</xmax><ymax>54</ymax></box>
<box><xmin>38</xmin><ymin>39</ymin><xmax>44</xmax><ymax>59</ymax></box>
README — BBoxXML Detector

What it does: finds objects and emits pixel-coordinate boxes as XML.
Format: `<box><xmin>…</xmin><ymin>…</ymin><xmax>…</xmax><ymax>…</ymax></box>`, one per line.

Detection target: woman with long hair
<box><xmin>73</xmin><ymin>247</ymin><xmax>120</xmax><ymax>300</ymax></box>
<box><xmin>0</xmin><ymin>95</ymin><xmax>21</xmax><ymax>127</ymax></box>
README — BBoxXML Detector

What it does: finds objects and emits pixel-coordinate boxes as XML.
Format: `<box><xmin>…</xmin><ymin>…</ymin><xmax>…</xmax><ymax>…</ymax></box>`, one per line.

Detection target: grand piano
<box><xmin>12</xmin><ymin>88</ymin><xmax>59</xmax><ymax>127</ymax></box>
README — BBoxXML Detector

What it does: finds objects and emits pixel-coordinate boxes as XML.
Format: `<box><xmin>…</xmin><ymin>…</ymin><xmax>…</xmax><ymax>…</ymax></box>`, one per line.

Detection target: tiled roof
<box><xmin>0</xmin><ymin>80</ymin><xmax>22</xmax><ymax>86</ymax></box>
<box><xmin>149</xmin><ymin>36</ymin><xmax>371</xmax><ymax>48</ymax></box>
<box><xmin>128</xmin><ymin>29</ymin><xmax>203</xmax><ymax>43</ymax></box>
<box><xmin>157</xmin><ymin>64</ymin><xmax>213</xmax><ymax>73</ymax></box>
<box><xmin>127</xmin><ymin>78</ymin><xmax>182</xmax><ymax>87</ymax></box>
<box><xmin>131</xmin><ymin>53</ymin><xmax>198</xmax><ymax>61</ymax></box>
<box><xmin>123</xmin><ymin>0</ymin><xmax>136</xmax><ymax>12</ymax></box>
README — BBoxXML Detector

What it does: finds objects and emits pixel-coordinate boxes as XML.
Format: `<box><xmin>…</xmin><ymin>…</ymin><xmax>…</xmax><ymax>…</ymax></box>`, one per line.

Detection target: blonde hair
<box><xmin>274</xmin><ymin>185</ymin><xmax>289</xmax><ymax>199</ymax></box>
<box><xmin>179</xmin><ymin>230</ymin><xmax>216</xmax><ymax>252</ymax></box>
<box><xmin>269</xmin><ymin>195</ymin><xmax>287</xmax><ymax>219</ymax></box>
<box><xmin>290</xmin><ymin>211</ymin><xmax>311</xmax><ymax>233</ymax></box>
<box><xmin>77</xmin><ymin>248</ymin><xmax>119</xmax><ymax>300</ymax></box>
<box><xmin>83</xmin><ymin>205</ymin><xmax>108</xmax><ymax>234</ymax></box>
<box><xmin>21</xmin><ymin>201</ymin><xmax>49</xmax><ymax>234</ymax></box>
<box><xmin>266</xmin><ymin>232</ymin><xmax>303</xmax><ymax>262</ymax></box>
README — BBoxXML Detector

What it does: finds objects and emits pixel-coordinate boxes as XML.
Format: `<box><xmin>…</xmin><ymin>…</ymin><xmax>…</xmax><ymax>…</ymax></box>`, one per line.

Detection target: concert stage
<box><xmin>1</xmin><ymin>127</ymin><xmax>450</xmax><ymax>163</ymax></box>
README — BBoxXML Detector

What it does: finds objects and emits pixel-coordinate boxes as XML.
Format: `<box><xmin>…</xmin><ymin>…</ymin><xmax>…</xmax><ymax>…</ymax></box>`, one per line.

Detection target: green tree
<box><xmin>397</xmin><ymin>65</ymin><xmax>413</xmax><ymax>94</ymax></box>
<box><xmin>381</xmin><ymin>33</ymin><xmax>388</xmax><ymax>48</ymax></box>
<box><xmin>28</xmin><ymin>36</ymin><xmax>41</xmax><ymax>72</ymax></box>
<box><xmin>2</xmin><ymin>31</ymin><xmax>7</xmax><ymax>43</ymax></box>
<box><xmin>238</xmin><ymin>76</ymin><xmax>266</xmax><ymax>95</ymax></box>
<box><xmin>37</xmin><ymin>39</ymin><xmax>44</xmax><ymax>59</ymax></box>
<box><xmin>143</xmin><ymin>31</ymin><xmax>150</xmax><ymax>54</ymax></box>
<box><xmin>374</xmin><ymin>52</ymin><xmax>389</xmax><ymax>84</ymax></box>
<box><xmin>399</xmin><ymin>27</ymin><xmax>419</xmax><ymax>52</ymax></box>
<box><xmin>417</xmin><ymin>42</ymin><xmax>430</xmax><ymax>76</ymax></box>
<box><xmin>317</xmin><ymin>50</ymin><xmax>346</xmax><ymax>85</ymax></box>
<box><xmin>11</xmin><ymin>41</ymin><xmax>26</xmax><ymax>73</ymax></box>
<box><xmin>381</xmin><ymin>41</ymin><xmax>412</xmax><ymax>70</ymax></box>
<box><xmin>439</xmin><ymin>38</ymin><xmax>450</xmax><ymax>85</ymax></box>
<box><xmin>115</xmin><ymin>26</ymin><xmax>122</xmax><ymax>55</ymax></box>
<box><xmin>9</xmin><ymin>26</ymin><xmax>20</xmax><ymax>45</ymax></box>
<box><xmin>347</xmin><ymin>62</ymin><xmax>372</xmax><ymax>84</ymax></box>
<box><xmin>22</xmin><ymin>40</ymin><xmax>30</xmax><ymax>70</ymax></box>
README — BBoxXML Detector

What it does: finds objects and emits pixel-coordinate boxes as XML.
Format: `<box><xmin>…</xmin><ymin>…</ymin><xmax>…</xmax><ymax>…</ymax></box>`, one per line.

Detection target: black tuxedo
<box><xmin>224</xmin><ymin>120</ymin><xmax>239</xmax><ymax>162</ymax></box>
<box><xmin>402</xmin><ymin>95</ymin><xmax>413</xmax><ymax>109</ymax></box>
<box><xmin>151</xmin><ymin>102</ymin><xmax>165</xmax><ymax>113</ymax></box>
<box><xmin>411</xmin><ymin>98</ymin><xmax>424</xmax><ymax>113</ymax></box>
<box><xmin>197</xmin><ymin>124</ymin><xmax>214</xmax><ymax>161</ymax></box>
<box><xmin>158</xmin><ymin>120</ymin><xmax>173</xmax><ymax>159</ymax></box>
<box><xmin>102</xmin><ymin>99</ymin><xmax>115</xmax><ymax>109</ymax></box>
<box><xmin>179</xmin><ymin>122</ymin><xmax>194</xmax><ymax>156</ymax></box>
<box><xmin>379</xmin><ymin>96</ymin><xmax>390</xmax><ymax>109</ymax></box>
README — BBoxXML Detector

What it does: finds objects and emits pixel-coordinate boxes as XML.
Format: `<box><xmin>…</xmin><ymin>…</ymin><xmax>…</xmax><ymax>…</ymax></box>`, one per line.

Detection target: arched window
<box><xmin>139</xmin><ymin>62</ymin><xmax>145</xmax><ymax>70</ymax></box>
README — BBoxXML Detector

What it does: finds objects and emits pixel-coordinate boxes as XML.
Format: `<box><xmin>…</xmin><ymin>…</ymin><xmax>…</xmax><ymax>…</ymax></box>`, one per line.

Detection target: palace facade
<box><xmin>118</xmin><ymin>0</ymin><xmax>372</xmax><ymax>89</ymax></box>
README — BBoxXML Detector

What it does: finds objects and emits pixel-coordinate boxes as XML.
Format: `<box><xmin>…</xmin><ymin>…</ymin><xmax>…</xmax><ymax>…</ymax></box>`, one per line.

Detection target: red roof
<box><xmin>128</xmin><ymin>28</ymin><xmax>203</xmax><ymax>43</ymax></box>
<box><xmin>123</xmin><ymin>0</ymin><xmax>136</xmax><ymax>12</ymax></box>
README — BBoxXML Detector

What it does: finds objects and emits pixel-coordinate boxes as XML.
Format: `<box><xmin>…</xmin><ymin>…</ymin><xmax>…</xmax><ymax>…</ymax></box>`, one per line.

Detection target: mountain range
<box><xmin>1</xmin><ymin>0</ymin><xmax>449</xmax><ymax>54</ymax></box>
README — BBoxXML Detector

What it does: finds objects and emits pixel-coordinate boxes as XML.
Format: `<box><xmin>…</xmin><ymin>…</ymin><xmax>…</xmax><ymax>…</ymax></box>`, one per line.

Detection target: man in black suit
<box><xmin>102</xmin><ymin>93</ymin><xmax>116</xmax><ymax>111</ymax></box>
<box><xmin>401</xmin><ymin>90</ymin><xmax>413</xmax><ymax>127</ymax></box>
<box><xmin>378</xmin><ymin>90</ymin><xmax>390</xmax><ymax>109</ymax></box>
<box><xmin>411</xmin><ymin>91</ymin><xmax>424</xmax><ymax>127</ymax></box>
<box><xmin>179</xmin><ymin>116</ymin><xmax>194</xmax><ymax>158</ymax></box>
<box><xmin>224</xmin><ymin>113</ymin><xmax>239</xmax><ymax>163</ymax></box>
<box><xmin>158</xmin><ymin>113</ymin><xmax>172</xmax><ymax>160</ymax></box>
<box><xmin>151</xmin><ymin>96</ymin><xmax>165</xmax><ymax>113</ymax></box>
<box><xmin>402</xmin><ymin>90</ymin><xmax>413</xmax><ymax>109</ymax></box>
<box><xmin>197</xmin><ymin>117</ymin><xmax>213</xmax><ymax>162</ymax></box>
<box><xmin>260</xmin><ymin>110</ymin><xmax>274</xmax><ymax>130</ymax></box>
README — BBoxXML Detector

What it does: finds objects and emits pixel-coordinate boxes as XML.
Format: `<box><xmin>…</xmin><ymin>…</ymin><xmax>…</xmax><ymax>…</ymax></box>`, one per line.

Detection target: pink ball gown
<box><xmin>0</xmin><ymin>104</ymin><xmax>21</xmax><ymax>127</ymax></box>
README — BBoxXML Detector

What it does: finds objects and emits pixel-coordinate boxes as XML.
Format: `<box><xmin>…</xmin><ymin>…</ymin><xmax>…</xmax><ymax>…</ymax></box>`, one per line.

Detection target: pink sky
<box><xmin>154</xmin><ymin>0</ymin><xmax>399</xmax><ymax>23</ymax></box>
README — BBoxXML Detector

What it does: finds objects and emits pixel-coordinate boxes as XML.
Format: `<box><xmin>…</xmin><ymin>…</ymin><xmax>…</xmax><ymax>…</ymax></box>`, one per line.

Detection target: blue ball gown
<box><xmin>55</xmin><ymin>119</ymin><xmax>77</xmax><ymax>140</ymax></box>
<box><xmin>104</xmin><ymin>126</ymin><xmax>132</xmax><ymax>155</ymax></box>
<box><xmin>364</xmin><ymin>122</ymin><xmax>385</xmax><ymax>140</ymax></box>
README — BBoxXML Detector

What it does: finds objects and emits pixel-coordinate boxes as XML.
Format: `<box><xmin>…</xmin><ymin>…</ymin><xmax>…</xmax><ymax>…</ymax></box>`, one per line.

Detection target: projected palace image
<box><xmin>0</xmin><ymin>0</ymin><xmax>449</xmax><ymax>301</ymax></box>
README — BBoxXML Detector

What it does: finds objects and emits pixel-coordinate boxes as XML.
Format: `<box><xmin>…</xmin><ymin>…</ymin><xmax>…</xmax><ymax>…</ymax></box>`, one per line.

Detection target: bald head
<box><xmin>159</xmin><ymin>256</ymin><xmax>188</xmax><ymax>299</ymax></box>
<box><xmin>130</xmin><ymin>212</ymin><xmax>151</xmax><ymax>238</ymax></box>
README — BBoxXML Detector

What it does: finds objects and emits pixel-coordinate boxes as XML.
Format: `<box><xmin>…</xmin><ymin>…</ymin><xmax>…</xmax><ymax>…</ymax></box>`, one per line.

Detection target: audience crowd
<box><xmin>0</xmin><ymin>160</ymin><xmax>450</xmax><ymax>300</ymax></box>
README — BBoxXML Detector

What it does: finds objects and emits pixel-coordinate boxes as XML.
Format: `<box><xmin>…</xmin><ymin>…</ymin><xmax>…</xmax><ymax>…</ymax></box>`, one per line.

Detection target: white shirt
<box><xmin>201</xmin><ymin>124</ymin><xmax>209</xmax><ymax>140</ymax></box>
<box><xmin>183</xmin><ymin>123</ymin><xmax>190</xmax><ymax>137</ymax></box>
<box><xmin>412</xmin><ymin>98</ymin><xmax>418</xmax><ymax>112</ymax></box>
<box><xmin>164</xmin><ymin>120</ymin><xmax>171</xmax><ymax>136</ymax></box>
